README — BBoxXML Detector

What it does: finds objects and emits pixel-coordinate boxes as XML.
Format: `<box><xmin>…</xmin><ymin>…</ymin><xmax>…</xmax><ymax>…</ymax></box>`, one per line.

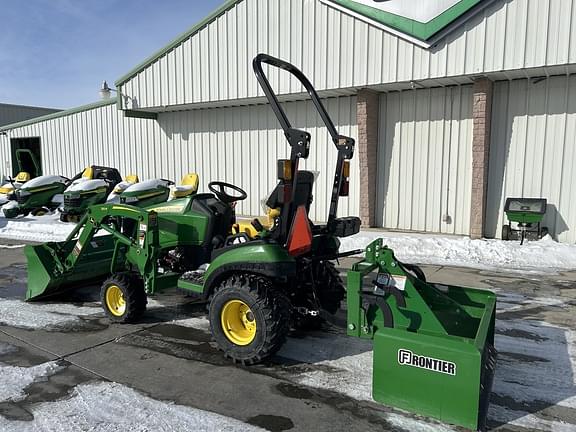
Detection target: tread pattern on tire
<box><xmin>208</xmin><ymin>273</ymin><xmax>291</xmax><ymax>365</ymax></box>
<box><xmin>100</xmin><ymin>273</ymin><xmax>147</xmax><ymax>323</ymax></box>
<box><xmin>313</xmin><ymin>261</ymin><xmax>345</xmax><ymax>315</ymax></box>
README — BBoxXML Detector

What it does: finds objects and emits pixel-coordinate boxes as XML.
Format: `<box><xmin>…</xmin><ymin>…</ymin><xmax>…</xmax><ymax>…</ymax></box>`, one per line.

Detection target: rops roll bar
<box><xmin>252</xmin><ymin>53</ymin><xmax>355</xmax><ymax>224</ymax></box>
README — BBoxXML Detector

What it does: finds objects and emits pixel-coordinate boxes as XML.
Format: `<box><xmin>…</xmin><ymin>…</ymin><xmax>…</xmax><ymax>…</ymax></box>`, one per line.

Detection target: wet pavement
<box><xmin>0</xmin><ymin>244</ymin><xmax>575</xmax><ymax>431</ymax></box>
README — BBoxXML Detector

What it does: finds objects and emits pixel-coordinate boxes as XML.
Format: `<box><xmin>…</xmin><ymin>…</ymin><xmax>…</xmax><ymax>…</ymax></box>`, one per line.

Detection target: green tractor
<box><xmin>24</xmin><ymin>54</ymin><xmax>496</xmax><ymax>430</ymax></box>
<box><xmin>25</xmin><ymin>54</ymin><xmax>360</xmax><ymax>364</ymax></box>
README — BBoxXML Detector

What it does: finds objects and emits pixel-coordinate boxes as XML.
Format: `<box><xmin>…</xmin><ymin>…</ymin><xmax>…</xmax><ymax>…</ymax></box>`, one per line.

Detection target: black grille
<box><xmin>64</xmin><ymin>196</ymin><xmax>82</xmax><ymax>207</ymax></box>
<box><xmin>17</xmin><ymin>195</ymin><xmax>28</xmax><ymax>205</ymax></box>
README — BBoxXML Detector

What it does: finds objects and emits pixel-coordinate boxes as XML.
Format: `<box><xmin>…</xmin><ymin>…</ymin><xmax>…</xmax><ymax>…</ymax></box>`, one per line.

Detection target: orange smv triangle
<box><xmin>287</xmin><ymin>205</ymin><xmax>313</xmax><ymax>256</ymax></box>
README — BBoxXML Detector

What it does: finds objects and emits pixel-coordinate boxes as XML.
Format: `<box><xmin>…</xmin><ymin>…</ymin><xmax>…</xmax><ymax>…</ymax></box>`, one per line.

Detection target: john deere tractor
<box><xmin>25</xmin><ymin>54</ymin><xmax>360</xmax><ymax>364</ymax></box>
<box><xmin>25</xmin><ymin>54</ymin><xmax>496</xmax><ymax>430</ymax></box>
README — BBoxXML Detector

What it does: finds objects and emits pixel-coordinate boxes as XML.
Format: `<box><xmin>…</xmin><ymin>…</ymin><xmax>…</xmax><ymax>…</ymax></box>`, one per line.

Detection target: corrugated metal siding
<box><xmin>1</xmin><ymin>96</ymin><xmax>358</xmax><ymax>222</ymax></box>
<box><xmin>0</xmin><ymin>104</ymin><xmax>60</xmax><ymax>127</ymax></box>
<box><xmin>376</xmin><ymin>86</ymin><xmax>473</xmax><ymax>235</ymax></box>
<box><xmin>487</xmin><ymin>76</ymin><xmax>576</xmax><ymax>243</ymax></box>
<box><xmin>121</xmin><ymin>0</ymin><xmax>576</xmax><ymax>110</ymax></box>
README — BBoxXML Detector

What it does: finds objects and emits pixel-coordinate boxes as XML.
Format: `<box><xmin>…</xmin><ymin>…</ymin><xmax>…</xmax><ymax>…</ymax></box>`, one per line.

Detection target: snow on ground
<box><xmin>0</xmin><ymin>341</ymin><xmax>264</xmax><ymax>432</ymax></box>
<box><xmin>1</xmin><ymin>212</ymin><xmax>574</xmax><ymax>273</ymax></box>
<box><xmin>0</xmin><ymin>212</ymin><xmax>73</xmax><ymax>243</ymax></box>
<box><xmin>0</xmin><ymin>299</ymin><xmax>100</xmax><ymax>330</ymax></box>
<box><xmin>0</xmin><ymin>345</ymin><xmax>63</xmax><ymax>402</ymax></box>
<box><xmin>340</xmin><ymin>230</ymin><xmax>576</xmax><ymax>274</ymax></box>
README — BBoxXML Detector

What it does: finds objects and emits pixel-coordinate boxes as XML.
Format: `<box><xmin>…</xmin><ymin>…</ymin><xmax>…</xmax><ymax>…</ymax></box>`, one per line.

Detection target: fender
<box><xmin>202</xmin><ymin>241</ymin><xmax>296</xmax><ymax>297</ymax></box>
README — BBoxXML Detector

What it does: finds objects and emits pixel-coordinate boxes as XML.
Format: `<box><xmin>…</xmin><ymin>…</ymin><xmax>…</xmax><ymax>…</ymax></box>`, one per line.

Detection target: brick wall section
<box><xmin>357</xmin><ymin>89</ymin><xmax>380</xmax><ymax>227</ymax></box>
<box><xmin>470</xmin><ymin>79</ymin><xmax>493</xmax><ymax>239</ymax></box>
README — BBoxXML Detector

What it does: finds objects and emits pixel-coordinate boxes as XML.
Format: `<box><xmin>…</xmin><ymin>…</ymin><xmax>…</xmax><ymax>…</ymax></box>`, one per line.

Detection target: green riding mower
<box><xmin>119</xmin><ymin>178</ymin><xmax>175</xmax><ymax>207</ymax></box>
<box><xmin>0</xmin><ymin>149</ymin><xmax>42</xmax><ymax>207</ymax></box>
<box><xmin>60</xmin><ymin>166</ymin><xmax>123</xmax><ymax>222</ymax></box>
<box><xmin>24</xmin><ymin>54</ymin><xmax>496</xmax><ymax>430</ymax></box>
<box><xmin>3</xmin><ymin>174</ymin><xmax>68</xmax><ymax>218</ymax></box>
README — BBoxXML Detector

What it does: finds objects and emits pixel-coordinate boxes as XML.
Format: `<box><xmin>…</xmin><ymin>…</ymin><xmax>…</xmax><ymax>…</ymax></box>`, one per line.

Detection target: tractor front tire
<box><xmin>100</xmin><ymin>273</ymin><xmax>147</xmax><ymax>323</ymax></box>
<box><xmin>208</xmin><ymin>275</ymin><xmax>290</xmax><ymax>365</ymax></box>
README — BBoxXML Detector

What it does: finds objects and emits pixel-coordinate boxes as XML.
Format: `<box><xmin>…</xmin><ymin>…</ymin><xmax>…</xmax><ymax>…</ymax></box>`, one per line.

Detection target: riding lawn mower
<box><xmin>24</xmin><ymin>54</ymin><xmax>496</xmax><ymax>430</ymax></box>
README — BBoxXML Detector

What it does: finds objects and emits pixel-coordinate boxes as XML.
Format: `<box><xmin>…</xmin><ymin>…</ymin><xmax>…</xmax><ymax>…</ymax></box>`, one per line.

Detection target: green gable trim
<box><xmin>115</xmin><ymin>0</ymin><xmax>242</xmax><ymax>87</ymax></box>
<box><xmin>0</xmin><ymin>98</ymin><xmax>118</xmax><ymax>132</ymax></box>
<box><xmin>330</xmin><ymin>0</ymin><xmax>484</xmax><ymax>41</ymax></box>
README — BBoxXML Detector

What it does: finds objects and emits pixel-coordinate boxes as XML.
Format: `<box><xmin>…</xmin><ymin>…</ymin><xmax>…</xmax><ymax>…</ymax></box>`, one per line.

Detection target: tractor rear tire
<box><xmin>208</xmin><ymin>274</ymin><xmax>290</xmax><ymax>365</ymax></box>
<box><xmin>100</xmin><ymin>273</ymin><xmax>147</xmax><ymax>323</ymax></box>
<box><xmin>502</xmin><ymin>224</ymin><xmax>511</xmax><ymax>241</ymax></box>
<box><xmin>313</xmin><ymin>261</ymin><xmax>345</xmax><ymax>315</ymax></box>
<box><xmin>294</xmin><ymin>261</ymin><xmax>345</xmax><ymax>331</ymax></box>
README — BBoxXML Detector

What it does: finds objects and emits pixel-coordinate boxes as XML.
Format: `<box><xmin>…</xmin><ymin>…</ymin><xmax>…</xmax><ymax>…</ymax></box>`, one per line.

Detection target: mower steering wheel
<box><xmin>208</xmin><ymin>181</ymin><xmax>247</xmax><ymax>204</ymax></box>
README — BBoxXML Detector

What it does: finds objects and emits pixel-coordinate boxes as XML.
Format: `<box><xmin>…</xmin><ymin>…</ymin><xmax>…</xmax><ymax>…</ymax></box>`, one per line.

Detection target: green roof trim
<box><xmin>115</xmin><ymin>0</ymin><xmax>242</xmax><ymax>87</ymax></box>
<box><xmin>0</xmin><ymin>98</ymin><xmax>118</xmax><ymax>132</ymax></box>
<box><xmin>329</xmin><ymin>0</ymin><xmax>484</xmax><ymax>41</ymax></box>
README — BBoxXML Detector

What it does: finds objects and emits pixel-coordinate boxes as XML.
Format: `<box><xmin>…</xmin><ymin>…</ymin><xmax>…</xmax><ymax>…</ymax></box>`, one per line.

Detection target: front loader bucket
<box><xmin>25</xmin><ymin>236</ymin><xmax>116</xmax><ymax>301</ymax></box>
<box><xmin>347</xmin><ymin>239</ymin><xmax>497</xmax><ymax>431</ymax></box>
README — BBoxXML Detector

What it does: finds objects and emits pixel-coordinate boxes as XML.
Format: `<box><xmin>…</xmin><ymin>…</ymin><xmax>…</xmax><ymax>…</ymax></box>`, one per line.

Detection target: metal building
<box><xmin>1</xmin><ymin>0</ymin><xmax>575</xmax><ymax>242</ymax></box>
<box><xmin>0</xmin><ymin>103</ymin><xmax>60</xmax><ymax>127</ymax></box>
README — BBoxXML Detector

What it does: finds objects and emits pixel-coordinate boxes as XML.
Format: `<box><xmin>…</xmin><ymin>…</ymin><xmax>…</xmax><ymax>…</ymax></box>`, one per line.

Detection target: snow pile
<box><xmin>0</xmin><ymin>299</ymin><xmax>100</xmax><ymax>330</ymax></box>
<box><xmin>0</xmin><ymin>359</ymin><xmax>63</xmax><ymax>402</ymax></box>
<box><xmin>0</xmin><ymin>212</ymin><xmax>74</xmax><ymax>242</ymax></box>
<box><xmin>0</xmin><ymin>381</ymin><xmax>265</xmax><ymax>432</ymax></box>
<box><xmin>340</xmin><ymin>231</ymin><xmax>576</xmax><ymax>273</ymax></box>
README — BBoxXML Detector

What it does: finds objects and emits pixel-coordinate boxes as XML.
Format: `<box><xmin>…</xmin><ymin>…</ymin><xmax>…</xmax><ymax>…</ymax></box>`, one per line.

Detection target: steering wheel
<box><xmin>208</xmin><ymin>181</ymin><xmax>247</xmax><ymax>204</ymax></box>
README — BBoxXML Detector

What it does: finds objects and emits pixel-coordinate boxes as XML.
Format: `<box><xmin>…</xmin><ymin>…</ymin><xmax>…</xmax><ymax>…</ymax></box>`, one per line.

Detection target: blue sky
<box><xmin>0</xmin><ymin>0</ymin><xmax>223</xmax><ymax>109</ymax></box>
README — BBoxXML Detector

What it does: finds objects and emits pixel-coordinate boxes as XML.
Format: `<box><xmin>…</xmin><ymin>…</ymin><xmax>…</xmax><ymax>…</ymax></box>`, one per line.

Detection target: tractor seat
<box><xmin>171</xmin><ymin>173</ymin><xmax>199</xmax><ymax>198</ymax></box>
<box><xmin>15</xmin><ymin>172</ymin><xmax>31</xmax><ymax>182</ymax></box>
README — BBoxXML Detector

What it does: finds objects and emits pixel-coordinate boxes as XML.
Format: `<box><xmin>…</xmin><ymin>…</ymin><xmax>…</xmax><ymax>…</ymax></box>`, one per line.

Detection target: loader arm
<box><xmin>26</xmin><ymin>204</ymin><xmax>160</xmax><ymax>300</ymax></box>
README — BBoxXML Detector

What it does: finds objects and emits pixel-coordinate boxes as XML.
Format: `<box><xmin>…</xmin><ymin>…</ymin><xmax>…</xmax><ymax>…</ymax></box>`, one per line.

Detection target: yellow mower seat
<box><xmin>171</xmin><ymin>173</ymin><xmax>199</xmax><ymax>198</ymax></box>
<box><xmin>125</xmin><ymin>174</ymin><xmax>139</xmax><ymax>183</ymax></box>
<box><xmin>15</xmin><ymin>172</ymin><xmax>31</xmax><ymax>182</ymax></box>
<box><xmin>82</xmin><ymin>166</ymin><xmax>94</xmax><ymax>179</ymax></box>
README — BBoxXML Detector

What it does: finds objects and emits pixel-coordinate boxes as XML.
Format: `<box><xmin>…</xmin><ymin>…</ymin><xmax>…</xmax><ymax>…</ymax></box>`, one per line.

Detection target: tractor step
<box><xmin>177</xmin><ymin>271</ymin><xmax>205</xmax><ymax>295</ymax></box>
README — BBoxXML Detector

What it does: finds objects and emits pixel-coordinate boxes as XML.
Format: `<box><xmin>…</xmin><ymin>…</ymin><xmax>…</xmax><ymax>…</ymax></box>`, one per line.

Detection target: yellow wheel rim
<box><xmin>105</xmin><ymin>285</ymin><xmax>126</xmax><ymax>317</ymax></box>
<box><xmin>220</xmin><ymin>300</ymin><xmax>257</xmax><ymax>346</ymax></box>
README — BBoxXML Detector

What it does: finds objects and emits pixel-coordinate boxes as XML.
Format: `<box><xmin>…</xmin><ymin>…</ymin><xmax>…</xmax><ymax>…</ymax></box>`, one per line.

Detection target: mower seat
<box><xmin>81</xmin><ymin>166</ymin><xmax>94</xmax><ymax>180</ymax></box>
<box><xmin>125</xmin><ymin>174</ymin><xmax>139</xmax><ymax>184</ymax></box>
<box><xmin>15</xmin><ymin>172</ymin><xmax>31</xmax><ymax>182</ymax></box>
<box><xmin>171</xmin><ymin>173</ymin><xmax>199</xmax><ymax>198</ymax></box>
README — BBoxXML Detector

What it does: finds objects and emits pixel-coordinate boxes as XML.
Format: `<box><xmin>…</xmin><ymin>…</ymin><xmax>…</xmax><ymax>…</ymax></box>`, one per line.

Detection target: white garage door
<box><xmin>487</xmin><ymin>76</ymin><xmax>576</xmax><ymax>243</ymax></box>
<box><xmin>376</xmin><ymin>86</ymin><xmax>473</xmax><ymax>235</ymax></box>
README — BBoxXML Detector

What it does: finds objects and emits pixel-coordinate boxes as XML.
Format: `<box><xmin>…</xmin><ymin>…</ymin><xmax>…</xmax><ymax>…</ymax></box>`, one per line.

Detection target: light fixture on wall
<box><xmin>99</xmin><ymin>81</ymin><xmax>113</xmax><ymax>100</ymax></box>
<box><xmin>99</xmin><ymin>81</ymin><xmax>133</xmax><ymax>107</ymax></box>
